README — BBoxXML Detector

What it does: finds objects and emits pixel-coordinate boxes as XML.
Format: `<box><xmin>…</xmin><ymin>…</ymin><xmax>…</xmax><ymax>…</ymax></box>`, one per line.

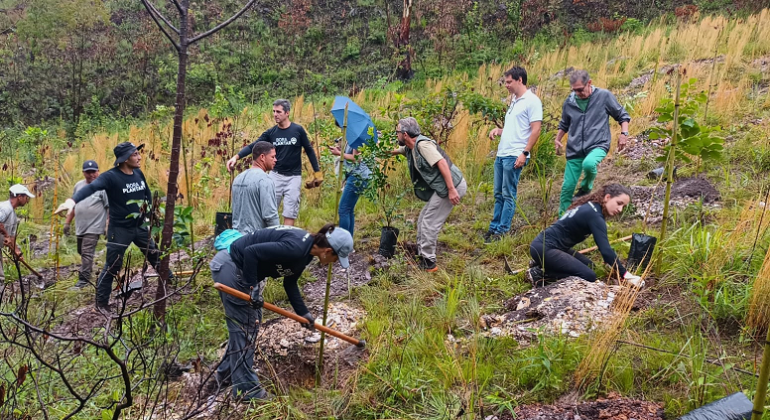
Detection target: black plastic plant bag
<box><xmin>626</xmin><ymin>233</ymin><xmax>657</xmax><ymax>271</ymax></box>
<box><xmin>679</xmin><ymin>392</ymin><xmax>752</xmax><ymax>420</ymax></box>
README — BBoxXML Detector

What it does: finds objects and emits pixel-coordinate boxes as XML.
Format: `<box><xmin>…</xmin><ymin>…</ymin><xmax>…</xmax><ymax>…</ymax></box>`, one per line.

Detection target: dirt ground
<box><xmin>500</xmin><ymin>392</ymin><xmax>665</xmax><ymax>420</ymax></box>
<box><xmin>630</xmin><ymin>176</ymin><xmax>721</xmax><ymax>223</ymax></box>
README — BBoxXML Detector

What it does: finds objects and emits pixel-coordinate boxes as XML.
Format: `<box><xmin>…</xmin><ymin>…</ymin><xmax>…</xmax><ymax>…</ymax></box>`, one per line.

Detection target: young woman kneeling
<box><xmin>209</xmin><ymin>224</ymin><xmax>353</xmax><ymax>402</ymax></box>
<box><xmin>526</xmin><ymin>183</ymin><xmax>643</xmax><ymax>287</ymax></box>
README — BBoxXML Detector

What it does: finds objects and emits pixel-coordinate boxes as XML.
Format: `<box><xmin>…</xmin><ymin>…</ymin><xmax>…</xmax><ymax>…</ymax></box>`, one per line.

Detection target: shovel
<box><xmin>213</xmin><ymin>282</ymin><xmax>366</xmax><ymax>348</ymax></box>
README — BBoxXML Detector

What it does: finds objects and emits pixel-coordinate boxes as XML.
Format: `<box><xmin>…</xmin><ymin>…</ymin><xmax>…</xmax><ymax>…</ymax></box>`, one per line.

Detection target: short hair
<box><xmin>252</xmin><ymin>141</ymin><xmax>275</xmax><ymax>159</ymax></box>
<box><xmin>504</xmin><ymin>66</ymin><xmax>528</xmax><ymax>85</ymax></box>
<box><xmin>398</xmin><ymin>117</ymin><xmax>421</xmax><ymax>137</ymax></box>
<box><xmin>273</xmin><ymin>99</ymin><xmax>291</xmax><ymax>113</ymax></box>
<box><xmin>569</xmin><ymin>70</ymin><xmax>590</xmax><ymax>85</ymax></box>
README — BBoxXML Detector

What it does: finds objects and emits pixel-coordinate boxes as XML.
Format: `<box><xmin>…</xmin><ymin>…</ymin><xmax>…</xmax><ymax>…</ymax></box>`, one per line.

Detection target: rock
<box><xmin>484</xmin><ymin>278</ymin><xmax>621</xmax><ymax>341</ymax></box>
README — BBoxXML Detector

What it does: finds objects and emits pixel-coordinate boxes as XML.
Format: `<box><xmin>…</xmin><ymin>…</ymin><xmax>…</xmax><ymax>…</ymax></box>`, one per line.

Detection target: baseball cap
<box><xmin>113</xmin><ymin>142</ymin><xmax>144</xmax><ymax>166</ymax></box>
<box><xmin>326</xmin><ymin>227</ymin><xmax>354</xmax><ymax>268</ymax></box>
<box><xmin>82</xmin><ymin>160</ymin><xmax>99</xmax><ymax>172</ymax></box>
<box><xmin>9</xmin><ymin>184</ymin><xmax>35</xmax><ymax>198</ymax></box>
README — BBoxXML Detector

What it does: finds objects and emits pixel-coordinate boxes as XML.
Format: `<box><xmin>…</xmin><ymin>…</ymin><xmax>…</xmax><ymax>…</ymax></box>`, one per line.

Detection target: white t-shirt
<box><xmin>496</xmin><ymin>89</ymin><xmax>543</xmax><ymax>157</ymax></box>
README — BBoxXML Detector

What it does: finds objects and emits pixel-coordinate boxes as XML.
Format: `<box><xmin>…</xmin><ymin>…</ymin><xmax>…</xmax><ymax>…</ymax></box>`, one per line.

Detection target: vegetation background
<box><xmin>2</xmin><ymin>0</ymin><xmax>770</xmax><ymax>419</ymax></box>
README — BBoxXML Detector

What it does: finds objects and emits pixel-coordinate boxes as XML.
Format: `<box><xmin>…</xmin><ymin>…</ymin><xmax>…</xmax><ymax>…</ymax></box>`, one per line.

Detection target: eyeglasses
<box><xmin>572</xmin><ymin>85</ymin><xmax>587</xmax><ymax>93</ymax></box>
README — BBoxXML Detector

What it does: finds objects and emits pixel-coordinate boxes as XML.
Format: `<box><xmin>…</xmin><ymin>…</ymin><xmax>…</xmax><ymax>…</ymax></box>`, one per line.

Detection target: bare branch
<box><xmin>140</xmin><ymin>0</ymin><xmax>180</xmax><ymax>51</ymax></box>
<box><xmin>168</xmin><ymin>0</ymin><xmax>184</xmax><ymax>16</ymax></box>
<box><xmin>144</xmin><ymin>0</ymin><xmax>180</xmax><ymax>35</ymax></box>
<box><xmin>189</xmin><ymin>0</ymin><xmax>258</xmax><ymax>44</ymax></box>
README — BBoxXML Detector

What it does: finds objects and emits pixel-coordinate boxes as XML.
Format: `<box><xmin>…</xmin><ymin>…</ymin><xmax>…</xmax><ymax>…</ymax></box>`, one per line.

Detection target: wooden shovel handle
<box><xmin>213</xmin><ymin>282</ymin><xmax>365</xmax><ymax>348</ymax></box>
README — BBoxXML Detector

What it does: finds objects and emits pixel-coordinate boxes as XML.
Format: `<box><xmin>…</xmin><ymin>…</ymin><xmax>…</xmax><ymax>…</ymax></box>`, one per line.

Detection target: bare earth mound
<box><xmin>501</xmin><ymin>392</ymin><xmax>665</xmax><ymax>420</ymax></box>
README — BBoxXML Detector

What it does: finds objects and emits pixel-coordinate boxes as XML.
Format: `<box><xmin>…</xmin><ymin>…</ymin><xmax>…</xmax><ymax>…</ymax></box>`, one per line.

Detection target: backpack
<box><xmin>214</xmin><ymin>229</ymin><xmax>244</xmax><ymax>252</ymax></box>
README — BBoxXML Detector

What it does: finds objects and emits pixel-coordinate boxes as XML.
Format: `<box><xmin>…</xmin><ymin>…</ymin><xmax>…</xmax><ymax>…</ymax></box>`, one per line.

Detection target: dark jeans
<box><xmin>530</xmin><ymin>238</ymin><xmax>597</xmax><ymax>282</ymax></box>
<box><xmin>96</xmin><ymin>225</ymin><xmax>162</xmax><ymax>306</ymax></box>
<box><xmin>76</xmin><ymin>234</ymin><xmax>100</xmax><ymax>286</ymax></box>
<box><xmin>210</xmin><ymin>250</ymin><xmax>263</xmax><ymax>399</ymax></box>
<box><xmin>338</xmin><ymin>174</ymin><xmax>367</xmax><ymax>237</ymax></box>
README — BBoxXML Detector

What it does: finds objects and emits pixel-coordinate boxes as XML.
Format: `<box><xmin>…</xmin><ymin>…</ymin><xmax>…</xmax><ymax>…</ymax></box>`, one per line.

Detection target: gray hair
<box><xmin>398</xmin><ymin>117</ymin><xmax>421</xmax><ymax>137</ymax></box>
<box><xmin>569</xmin><ymin>70</ymin><xmax>590</xmax><ymax>85</ymax></box>
<box><xmin>273</xmin><ymin>99</ymin><xmax>291</xmax><ymax>113</ymax></box>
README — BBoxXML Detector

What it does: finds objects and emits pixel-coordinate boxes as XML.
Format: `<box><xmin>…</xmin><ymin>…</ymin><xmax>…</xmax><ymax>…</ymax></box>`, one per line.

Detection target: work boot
<box><xmin>96</xmin><ymin>304</ymin><xmax>113</xmax><ymax>318</ymax></box>
<box><xmin>526</xmin><ymin>266</ymin><xmax>546</xmax><ymax>288</ymax></box>
<box><xmin>417</xmin><ymin>257</ymin><xmax>439</xmax><ymax>273</ymax></box>
<box><xmin>573</xmin><ymin>187</ymin><xmax>591</xmax><ymax>199</ymax></box>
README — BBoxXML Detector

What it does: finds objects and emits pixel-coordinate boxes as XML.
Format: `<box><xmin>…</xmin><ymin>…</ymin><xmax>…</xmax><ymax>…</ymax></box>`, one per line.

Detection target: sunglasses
<box><xmin>572</xmin><ymin>85</ymin><xmax>589</xmax><ymax>93</ymax></box>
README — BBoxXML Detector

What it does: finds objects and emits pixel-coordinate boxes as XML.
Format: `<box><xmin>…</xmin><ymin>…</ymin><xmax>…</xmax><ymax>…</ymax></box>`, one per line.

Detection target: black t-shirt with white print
<box><xmin>237</xmin><ymin>123</ymin><xmax>320</xmax><ymax>176</ymax></box>
<box><xmin>72</xmin><ymin>167</ymin><xmax>152</xmax><ymax>229</ymax></box>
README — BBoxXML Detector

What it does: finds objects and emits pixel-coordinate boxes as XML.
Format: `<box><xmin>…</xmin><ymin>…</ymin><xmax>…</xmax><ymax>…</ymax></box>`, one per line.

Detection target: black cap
<box><xmin>113</xmin><ymin>142</ymin><xmax>144</xmax><ymax>166</ymax></box>
<box><xmin>82</xmin><ymin>160</ymin><xmax>99</xmax><ymax>172</ymax></box>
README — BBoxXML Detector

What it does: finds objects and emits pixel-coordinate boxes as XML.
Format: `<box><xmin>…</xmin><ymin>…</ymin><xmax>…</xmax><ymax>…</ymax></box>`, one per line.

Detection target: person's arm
<box><xmin>588</xmin><ymin>216</ymin><xmax>627</xmax><ymax>276</ymax></box>
<box><xmin>606</xmin><ymin>92</ymin><xmax>631</xmax><ymax>151</ymax></box>
<box><xmin>282</xmin><ymin>273</ymin><xmax>309</xmax><ymax>317</ymax></box>
<box><xmin>330</xmin><ymin>146</ymin><xmax>359</xmax><ymax>162</ymax></box>
<box><xmin>300</xmin><ymin>128</ymin><xmax>321</xmax><ymax>172</ymax></box>
<box><xmin>436</xmin><ymin>159</ymin><xmax>460</xmax><ymax>205</ymax></box>
<box><xmin>72</xmin><ymin>174</ymin><xmax>109</xmax><ymax>203</ymax></box>
<box><xmin>515</xmin><ymin>102</ymin><xmax>543</xmax><ymax>168</ymax></box>
<box><xmin>390</xmin><ymin>146</ymin><xmax>406</xmax><ymax>156</ymax></box>
<box><xmin>260</xmin><ymin>180</ymin><xmax>279</xmax><ymax>227</ymax></box>
<box><xmin>228</xmin><ymin>130</ymin><xmax>270</xmax><ymax>170</ymax></box>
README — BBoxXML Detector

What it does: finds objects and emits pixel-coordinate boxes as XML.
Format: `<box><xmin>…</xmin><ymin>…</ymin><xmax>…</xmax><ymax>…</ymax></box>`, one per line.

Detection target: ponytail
<box><xmin>312</xmin><ymin>223</ymin><xmax>336</xmax><ymax>250</ymax></box>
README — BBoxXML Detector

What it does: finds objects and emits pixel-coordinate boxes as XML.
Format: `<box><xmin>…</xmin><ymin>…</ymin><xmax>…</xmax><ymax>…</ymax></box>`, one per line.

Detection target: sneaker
<box><xmin>573</xmin><ymin>187</ymin><xmax>591</xmax><ymax>199</ymax></box>
<box><xmin>525</xmin><ymin>266</ymin><xmax>546</xmax><ymax>288</ymax></box>
<box><xmin>528</xmin><ymin>259</ymin><xmax>538</xmax><ymax>268</ymax></box>
<box><xmin>417</xmin><ymin>258</ymin><xmax>439</xmax><ymax>273</ymax></box>
<box><xmin>96</xmin><ymin>304</ymin><xmax>113</xmax><ymax>318</ymax></box>
<box><xmin>70</xmin><ymin>280</ymin><xmax>88</xmax><ymax>290</ymax></box>
<box><xmin>482</xmin><ymin>230</ymin><xmax>495</xmax><ymax>243</ymax></box>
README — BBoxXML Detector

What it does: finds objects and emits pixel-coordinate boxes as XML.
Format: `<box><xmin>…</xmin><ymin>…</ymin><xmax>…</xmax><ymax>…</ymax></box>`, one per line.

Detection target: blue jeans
<box><xmin>338</xmin><ymin>174</ymin><xmax>368</xmax><ymax>237</ymax></box>
<box><xmin>488</xmin><ymin>156</ymin><xmax>526</xmax><ymax>235</ymax></box>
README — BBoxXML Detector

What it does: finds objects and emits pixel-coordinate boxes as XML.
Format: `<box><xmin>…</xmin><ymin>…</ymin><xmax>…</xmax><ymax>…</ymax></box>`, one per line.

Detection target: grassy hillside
<box><xmin>2</xmin><ymin>9</ymin><xmax>770</xmax><ymax>420</ymax></box>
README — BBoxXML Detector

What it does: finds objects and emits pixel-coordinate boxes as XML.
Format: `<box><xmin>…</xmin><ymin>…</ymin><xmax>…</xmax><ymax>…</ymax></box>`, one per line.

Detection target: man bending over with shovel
<box><xmin>56</xmin><ymin>142</ymin><xmax>170</xmax><ymax>316</ymax></box>
<box><xmin>209</xmin><ymin>224</ymin><xmax>353</xmax><ymax>402</ymax></box>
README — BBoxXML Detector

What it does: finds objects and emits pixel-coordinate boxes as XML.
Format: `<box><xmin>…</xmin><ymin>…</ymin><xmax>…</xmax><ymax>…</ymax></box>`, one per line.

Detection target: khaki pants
<box><xmin>417</xmin><ymin>179</ymin><xmax>467</xmax><ymax>263</ymax></box>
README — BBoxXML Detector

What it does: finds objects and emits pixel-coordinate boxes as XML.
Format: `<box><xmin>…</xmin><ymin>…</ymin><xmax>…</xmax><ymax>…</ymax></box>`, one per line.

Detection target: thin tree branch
<box><xmin>189</xmin><ymin>0</ymin><xmax>258</xmax><ymax>44</ymax></box>
<box><xmin>140</xmin><ymin>0</ymin><xmax>180</xmax><ymax>51</ymax></box>
<box><xmin>168</xmin><ymin>0</ymin><xmax>184</xmax><ymax>16</ymax></box>
<box><xmin>144</xmin><ymin>0</ymin><xmax>180</xmax><ymax>34</ymax></box>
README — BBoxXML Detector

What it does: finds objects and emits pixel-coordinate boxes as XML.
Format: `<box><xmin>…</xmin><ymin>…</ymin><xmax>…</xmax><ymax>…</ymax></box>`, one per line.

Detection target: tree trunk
<box><xmin>395</xmin><ymin>0</ymin><xmax>413</xmax><ymax>80</ymax></box>
<box><xmin>153</xmin><ymin>21</ymin><xmax>188</xmax><ymax>321</ymax></box>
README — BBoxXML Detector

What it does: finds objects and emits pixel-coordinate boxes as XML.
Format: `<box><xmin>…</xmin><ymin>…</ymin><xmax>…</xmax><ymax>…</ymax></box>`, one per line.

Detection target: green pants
<box><xmin>559</xmin><ymin>148</ymin><xmax>607</xmax><ymax>215</ymax></box>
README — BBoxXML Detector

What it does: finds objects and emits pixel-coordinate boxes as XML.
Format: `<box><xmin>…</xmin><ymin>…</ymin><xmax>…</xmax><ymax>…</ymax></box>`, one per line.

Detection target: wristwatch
<box><xmin>620</xmin><ymin>131</ymin><xmax>629</xmax><ymax>136</ymax></box>
<box><xmin>522</xmin><ymin>150</ymin><xmax>530</xmax><ymax>157</ymax></box>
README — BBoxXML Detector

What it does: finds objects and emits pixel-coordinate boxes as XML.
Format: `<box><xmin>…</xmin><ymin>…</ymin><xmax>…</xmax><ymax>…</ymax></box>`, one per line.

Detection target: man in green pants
<box><xmin>554</xmin><ymin>70</ymin><xmax>631</xmax><ymax>215</ymax></box>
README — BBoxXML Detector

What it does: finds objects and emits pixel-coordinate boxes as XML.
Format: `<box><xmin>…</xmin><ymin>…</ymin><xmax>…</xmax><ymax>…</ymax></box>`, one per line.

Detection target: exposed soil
<box><xmin>304</xmin><ymin>251</ymin><xmax>389</xmax><ymax>304</ymax></box>
<box><xmin>630</xmin><ymin>176</ymin><xmax>721</xmax><ymax>223</ymax></box>
<box><xmin>501</xmin><ymin>392</ymin><xmax>665</xmax><ymax>420</ymax></box>
<box><xmin>619</xmin><ymin>134</ymin><xmax>667</xmax><ymax>161</ymax></box>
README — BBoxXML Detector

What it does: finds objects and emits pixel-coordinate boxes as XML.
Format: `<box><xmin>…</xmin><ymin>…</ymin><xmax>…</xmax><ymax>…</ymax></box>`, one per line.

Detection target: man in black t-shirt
<box><xmin>56</xmin><ymin>142</ymin><xmax>170</xmax><ymax>315</ymax></box>
<box><xmin>226</xmin><ymin>99</ymin><xmax>322</xmax><ymax>226</ymax></box>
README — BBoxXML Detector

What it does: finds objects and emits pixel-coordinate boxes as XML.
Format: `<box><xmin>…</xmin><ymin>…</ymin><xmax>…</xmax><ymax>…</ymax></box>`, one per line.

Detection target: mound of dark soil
<box><xmin>502</xmin><ymin>392</ymin><xmax>665</xmax><ymax>420</ymax></box>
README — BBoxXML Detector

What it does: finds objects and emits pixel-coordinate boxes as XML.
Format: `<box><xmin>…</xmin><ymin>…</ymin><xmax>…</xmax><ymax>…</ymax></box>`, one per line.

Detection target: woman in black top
<box><xmin>527</xmin><ymin>183</ymin><xmax>643</xmax><ymax>287</ymax></box>
<box><xmin>209</xmin><ymin>224</ymin><xmax>353</xmax><ymax>401</ymax></box>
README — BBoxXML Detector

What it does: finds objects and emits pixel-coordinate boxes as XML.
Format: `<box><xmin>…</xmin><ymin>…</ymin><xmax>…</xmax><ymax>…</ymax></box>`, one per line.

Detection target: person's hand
<box><xmin>250</xmin><ymin>287</ymin><xmax>264</xmax><ymax>310</ymax></box>
<box><xmin>3</xmin><ymin>237</ymin><xmax>11</xmax><ymax>247</ymax></box>
<box><xmin>488</xmin><ymin>127</ymin><xmax>503</xmax><ymax>140</ymax></box>
<box><xmin>226</xmin><ymin>155</ymin><xmax>239</xmax><ymax>171</ymax></box>
<box><xmin>618</xmin><ymin>133</ymin><xmax>629</xmax><ymax>151</ymax></box>
<box><xmin>448</xmin><ymin>187</ymin><xmax>460</xmax><ymax>206</ymax></box>
<box><xmin>554</xmin><ymin>139</ymin><xmax>563</xmax><ymax>155</ymax></box>
<box><xmin>623</xmin><ymin>271</ymin><xmax>645</xmax><ymax>288</ymax></box>
<box><xmin>514</xmin><ymin>153</ymin><xmax>527</xmax><ymax>169</ymax></box>
<box><xmin>63</xmin><ymin>224</ymin><xmax>71</xmax><ymax>236</ymax></box>
<box><xmin>329</xmin><ymin>146</ymin><xmax>341</xmax><ymax>156</ymax></box>
<box><xmin>54</xmin><ymin>198</ymin><xmax>76</xmax><ymax>217</ymax></box>
<box><xmin>300</xmin><ymin>313</ymin><xmax>316</xmax><ymax>331</ymax></box>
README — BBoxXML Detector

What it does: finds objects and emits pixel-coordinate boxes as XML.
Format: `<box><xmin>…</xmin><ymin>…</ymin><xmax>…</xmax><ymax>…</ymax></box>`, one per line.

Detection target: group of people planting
<box><xmin>31</xmin><ymin>65</ymin><xmax>642</xmax><ymax>402</ymax></box>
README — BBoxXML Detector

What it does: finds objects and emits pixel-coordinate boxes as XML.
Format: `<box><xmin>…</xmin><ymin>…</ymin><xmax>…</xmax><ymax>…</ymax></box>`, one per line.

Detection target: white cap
<box><xmin>9</xmin><ymin>184</ymin><xmax>35</xmax><ymax>198</ymax></box>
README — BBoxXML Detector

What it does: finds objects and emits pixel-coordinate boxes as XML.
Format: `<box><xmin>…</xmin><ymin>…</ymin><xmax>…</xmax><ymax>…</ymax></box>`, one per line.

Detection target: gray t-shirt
<box><xmin>232</xmin><ymin>167</ymin><xmax>279</xmax><ymax>234</ymax></box>
<box><xmin>73</xmin><ymin>180</ymin><xmax>109</xmax><ymax>236</ymax></box>
<box><xmin>0</xmin><ymin>200</ymin><xmax>18</xmax><ymax>249</ymax></box>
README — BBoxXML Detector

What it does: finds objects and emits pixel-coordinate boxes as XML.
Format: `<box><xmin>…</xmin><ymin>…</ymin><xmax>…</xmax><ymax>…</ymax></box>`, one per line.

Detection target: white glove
<box><xmin>54</xmin><ymin>198</ymin><xmax>76</xmax><ymax>217</ymax></box>
<box><xmin>623</xmin><ymin>272</ymin><xmax>645</xmax><ymax>288</ymax></box>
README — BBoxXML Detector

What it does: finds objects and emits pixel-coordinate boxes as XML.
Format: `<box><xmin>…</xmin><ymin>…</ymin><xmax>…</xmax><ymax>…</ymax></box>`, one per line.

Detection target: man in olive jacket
<box><xmin>391</xmin><ymin>117</ymin><xmax>467</xmax><ymax>272</ymax></box>
<box><xmin>554</xmin><ymin>70</ymin><xmax>631</xmax><ymax>215</ymax></box>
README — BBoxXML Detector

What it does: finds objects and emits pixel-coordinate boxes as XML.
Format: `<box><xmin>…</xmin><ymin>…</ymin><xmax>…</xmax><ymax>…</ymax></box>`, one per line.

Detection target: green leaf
<box><xmin>102</xmin><ymin>410</ymin><xmax>113</xmax><ymax>420</ymax></box>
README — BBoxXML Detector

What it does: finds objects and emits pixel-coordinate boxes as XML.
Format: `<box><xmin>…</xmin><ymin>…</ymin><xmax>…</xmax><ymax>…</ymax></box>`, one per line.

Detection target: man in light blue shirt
<box><xmin>484</xmin><ymin>66</ymin><xmax>543</xmax><ymax>243</ymax></box>
<box><xmin>232</xmin><ymin>141</ymin><xmax>279</xmax><ymax>234</ymax></box>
